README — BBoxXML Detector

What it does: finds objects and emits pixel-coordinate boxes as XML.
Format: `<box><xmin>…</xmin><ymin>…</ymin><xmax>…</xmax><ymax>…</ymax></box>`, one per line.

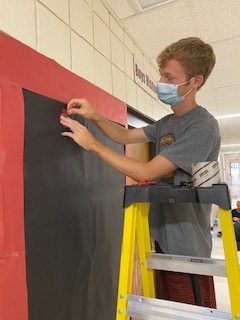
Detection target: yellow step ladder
<box><xmin>116</xmin><ymin>183</ymin><xmax>240</xmax><ymax>320</ymax></box>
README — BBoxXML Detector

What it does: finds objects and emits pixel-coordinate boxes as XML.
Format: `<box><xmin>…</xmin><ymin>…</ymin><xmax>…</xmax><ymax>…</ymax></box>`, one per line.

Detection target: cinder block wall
<box><xmin>0</xmin><ymin>0</ymin><xmax>169</xmax><ymax>120</ymax></box>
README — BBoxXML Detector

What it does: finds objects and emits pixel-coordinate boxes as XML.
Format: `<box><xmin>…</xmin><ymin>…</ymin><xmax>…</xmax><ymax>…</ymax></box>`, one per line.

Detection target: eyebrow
<box><xmin>159</xmin><ymin>71</ymin><xmax>176</xmax><ymax>78</ymax></box>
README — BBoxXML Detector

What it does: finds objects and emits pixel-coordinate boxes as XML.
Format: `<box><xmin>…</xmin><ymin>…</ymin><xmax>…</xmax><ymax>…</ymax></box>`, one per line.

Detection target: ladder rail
<box><xmin>136</xmin><ymin>203</ymin><xmax>155</xmax><ymax>298</ymax></box>
<box><xmin>116</xmin><ymin>203</ymin><xmax>137</xmax><ymax>320</ymax></box>
<box><xmin>219</xmin><ymin>208</ymin><xmax>240</xmax><ymax>318</ymax></box>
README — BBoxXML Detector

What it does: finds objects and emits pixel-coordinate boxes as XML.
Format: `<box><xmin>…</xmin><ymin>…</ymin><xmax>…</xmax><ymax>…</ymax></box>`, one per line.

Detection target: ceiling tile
<box><xmin>210</xmin><ymin>109</ymin><xmax>220</xmax><ymax>118</ymax></box>
<box><xmin>221</xmin><ymin>136</ymin><xmax>240</xmax><ymax>145</ymax></box>
<box><xmin>216</xmin><ymin>99</ymin><xmax>240</xmax><ymax>116</ymax></box>
<box><xmin>214</xmin><ymin>85</ymin><xmax>240</xmax><ymax>101</ymax></box>
<box><xmin>198</xmin><ymin>101</ymin><xmax>219</xmax><ymax>116</ymax></box>
<box><xmin>218</xmin><ymin>121</ymin><xmax>226</xmax><ymax>139</ymax></box>
<box><xmin>212</xmin><ymin>37</ymin><xmax>240</xmax><ymax>71</ymax></box>
<box><xmin>190</xmin><ymin>0</ymin><xmax>240</xmax><ymax>42</ymax></box>
<box><xmin>221</xmin><ymin>117</ymin><xmax>240</xmax><ymax>138</ymax></box>
<box><xmin>197</xmin><ymin>88</ymin><xmax>216</xmax><ymax>102</ymax></box>
<box><xmin>105</xmin><ymin>0</ymin><xmax>136</xmax><ymax>19</ymax></box>
<box><xmin>195</xmin><ymin>72</ymin><xmax>215</xmax><ymax>92</ymax></box>
<box><xmin>197</xmin><ymin>98</ymin><xmax>217</xmax><ymax>109</ymax></box>
<box><xmin>123</xmin><ymin>0</ymin><xmax>197</xmax><ymax>58</ymax></box>
<box><xmin>211</xmin><ymin>67</ymin><xmax>240</xmax><ymax>88</ymax></box>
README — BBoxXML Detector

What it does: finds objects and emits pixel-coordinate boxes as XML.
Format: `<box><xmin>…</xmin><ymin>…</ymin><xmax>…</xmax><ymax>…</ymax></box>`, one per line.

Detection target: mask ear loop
<box><xmin>178</xmin><ymin>76</ymin><xmax>195</xmax><ymax>86</ymax></box>
<box><xmin>180</xmin><ymin>76</ymin><xmax>195</xmax><ymax>98</ymax></box>
<box><xmin>182</xmin><ymin>87</ymin><xmax>193</xmax><ymax>98</ymax></box>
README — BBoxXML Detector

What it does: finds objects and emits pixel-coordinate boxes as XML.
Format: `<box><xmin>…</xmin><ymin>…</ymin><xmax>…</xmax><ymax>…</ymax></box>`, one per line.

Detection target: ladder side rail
<box><xmin>219</xmin><ymin>208</ymin><xmax>240</xmax><ymax>319</ymax></box>
<box><xmin>136</xmin><ymin>203</ymin><xmax>155</xmax><ymax>298</ymax></box>
<box><xmin>116</xmin><ymin>204</ymin><xmax>137</xmax><ymax>320</ymax></box>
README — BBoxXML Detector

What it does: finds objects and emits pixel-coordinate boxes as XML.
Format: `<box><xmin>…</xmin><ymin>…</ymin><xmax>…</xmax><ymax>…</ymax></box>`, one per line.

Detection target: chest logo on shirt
<box><xmin>160</xmin><ymin>134</ymin><xmax>175</xmax><ymax>146</ymax></box>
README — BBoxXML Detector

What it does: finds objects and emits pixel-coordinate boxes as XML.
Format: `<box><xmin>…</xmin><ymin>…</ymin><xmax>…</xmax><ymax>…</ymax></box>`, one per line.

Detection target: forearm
<box><xmin>60</xmin><ymin>115</ymin><xmax>176</xmax><ymax>180</ymax></box>
<box><xmin>94</xmin><ymin>115</ymin><xmax>129</xmax><ymax>145</ymax></box>
<box><xmin>91</xmin><ymin>141</ymin><xmax>149</xmax><ymax>181</ymax></box>
<box><xmin>90</xmin><ymin>140</ymin><xmax>177</xmax><ymax>181</ymax></box>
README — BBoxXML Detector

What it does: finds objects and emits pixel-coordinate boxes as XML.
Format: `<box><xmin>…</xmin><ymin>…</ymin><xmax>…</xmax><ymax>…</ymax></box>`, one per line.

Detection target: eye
<box><xmin>166</xmin><ymin>76</ymin><xmax>175</xmax><ymax>82</ymax></box>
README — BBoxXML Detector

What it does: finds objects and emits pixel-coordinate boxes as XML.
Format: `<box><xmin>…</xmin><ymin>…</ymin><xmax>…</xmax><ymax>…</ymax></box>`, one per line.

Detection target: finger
<box><xmin>67</xmin><ymin>108</ymin><xmax>83</xmax><ymax>115</ymax></box>
<box><xmin>61</xmin><ymin>132</ymin><xmax>74</xmax><ymax>139</ymax></box>
<box><xmin>67</xmin><ymin>100</ymin><xmax>78</xmax><ymax>110</ymax></box>
<box><xmin>61</xmin><ymin>115</ymin><xmax>85</xmax><ymax>125</ymax></box>
<box><xmin>60</xmin><ymin>117</ymin><xmax>84</xmax><ymax>132</ymax></box>
<box><xmin>67</xmin><ymin>98</ymin><xmax>84</xmax><ymax>110</ymax></box>
<box><xmin>60</xmin><ymin>119</ymin><xmax>76</xmax><ymax>132</ymax></box>
<box><xmin>60</xmin><ymin>115</ymin><xmax>77</xmax><ymax>124</ymax></box>
<box><xmin>60</xmin><ymin>114</ymin><xmax>73</xmax><ymax>121</ymax></box>
<box><xmin>67</xmin><ymin>98</ymin><xmax>79</xmax><ymax>108</ymax></box>
<box><xmin>60</xmin><ymin>116</ymin><xmax>82</xmax><ymax>127</ymax></box>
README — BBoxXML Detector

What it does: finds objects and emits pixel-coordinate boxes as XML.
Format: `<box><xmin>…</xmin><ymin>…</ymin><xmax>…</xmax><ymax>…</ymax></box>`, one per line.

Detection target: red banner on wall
<box><xmin>0</xmin><ymin>31</ymin><xmax>127</xmax><ymax>320</ymax></box>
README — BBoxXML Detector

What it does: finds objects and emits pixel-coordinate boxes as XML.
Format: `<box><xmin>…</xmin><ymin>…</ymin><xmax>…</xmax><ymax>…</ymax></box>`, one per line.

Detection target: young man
<box><xmin>60</xmin><ymin>37</ymin><xmax>220</xmax><ymax>307</ymax></box>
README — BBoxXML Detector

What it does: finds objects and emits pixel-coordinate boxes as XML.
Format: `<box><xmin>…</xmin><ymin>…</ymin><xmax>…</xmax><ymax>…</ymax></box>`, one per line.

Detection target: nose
<box><xmin>159</xmin><ymin>76</ymin><xmax>170</xmax><ymax>84</ymax></box>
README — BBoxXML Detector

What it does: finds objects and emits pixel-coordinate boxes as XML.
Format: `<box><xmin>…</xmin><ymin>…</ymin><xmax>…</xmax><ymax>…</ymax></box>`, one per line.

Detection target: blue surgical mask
<box><xmin>156</xmin><ymin>78</ymin><xmax>193</xmax><ymax>107</ymax></box>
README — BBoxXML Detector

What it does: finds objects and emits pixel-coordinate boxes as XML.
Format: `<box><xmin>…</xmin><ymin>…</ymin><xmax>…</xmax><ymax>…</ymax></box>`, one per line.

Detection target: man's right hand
<box><xmin>67</xmin><ymin>98</ymin><xmax>100</xmax><ymax>121</ymax></box>
<box><xmin>66</xmin><ymin>98</ymin><xmax>149</xmax><ymax>145</ymax></box>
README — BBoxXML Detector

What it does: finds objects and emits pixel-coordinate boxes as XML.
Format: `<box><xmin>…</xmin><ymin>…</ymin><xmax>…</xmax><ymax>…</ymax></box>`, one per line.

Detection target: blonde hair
<box><xmin>157</xmin><ymin>37</ymin><xmax>216</xmax><ymax>88</ymax></box>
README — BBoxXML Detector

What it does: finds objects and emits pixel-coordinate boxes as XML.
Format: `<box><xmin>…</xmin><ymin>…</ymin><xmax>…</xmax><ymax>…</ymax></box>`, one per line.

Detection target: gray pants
<box><xmin>234</xmin><ymin>222</ymin><xmax>240</xmax><ymax>251</ymax></box>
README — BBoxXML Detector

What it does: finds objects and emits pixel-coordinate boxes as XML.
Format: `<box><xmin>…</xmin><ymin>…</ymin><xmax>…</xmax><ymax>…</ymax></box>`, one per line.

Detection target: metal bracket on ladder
<box><xmin>147</xmin><ymin>253</ymin><xmax>226</xmax><ymax>277</ymax></box>
<box><xmin>127</xmin><ymin>295</ymin><xmax>233</xmax><ymax>320</ymax></box>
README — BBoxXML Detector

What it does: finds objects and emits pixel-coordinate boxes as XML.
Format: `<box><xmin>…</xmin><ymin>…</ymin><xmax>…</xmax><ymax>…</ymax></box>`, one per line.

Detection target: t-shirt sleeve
<box><xmin>159</xmin><ymin>127</ymin><xmax>214</xmax><ymax>174</ymax></box>
<box><xmin>143</xmin><ymin>122</ymin><xmax>158</xmax><ymax>144</ymax></box>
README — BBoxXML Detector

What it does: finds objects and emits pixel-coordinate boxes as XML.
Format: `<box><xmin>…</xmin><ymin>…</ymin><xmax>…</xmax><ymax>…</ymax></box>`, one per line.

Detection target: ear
<box><xmin>193</xmin><ymin>75</ymin><xmax>204</xmax><ymax>89</ymax></box>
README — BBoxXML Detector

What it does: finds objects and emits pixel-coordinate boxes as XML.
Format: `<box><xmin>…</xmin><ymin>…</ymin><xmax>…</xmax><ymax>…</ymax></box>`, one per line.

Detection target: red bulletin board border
<box><xmin>0</xmin><ymin>31</ymin><xmax>127</xmax><ymax>320</ymax></box>
<box><xmin>0</xmin><ymin>80</ymin><xmax>28</xmax><ymax>320</ymax></box>
<box><xmin>0</xmin><ymin>32</ymin><xmax>127</xmax><ymax>125</ymax></box>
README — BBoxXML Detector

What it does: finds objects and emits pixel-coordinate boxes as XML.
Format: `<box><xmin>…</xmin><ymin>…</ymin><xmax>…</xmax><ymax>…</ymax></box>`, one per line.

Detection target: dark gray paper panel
<box><xmin>23</xmin><ymin>89</ymin><xmax>125</xmax><ymax>320</ymax></box>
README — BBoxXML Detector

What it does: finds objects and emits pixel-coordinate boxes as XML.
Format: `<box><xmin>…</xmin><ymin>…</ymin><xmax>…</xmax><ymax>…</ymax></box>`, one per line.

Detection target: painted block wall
<box><xmin>0</xmin><ymin>0</ymin><xmax>170</xmax><ymax>120</ymax></box>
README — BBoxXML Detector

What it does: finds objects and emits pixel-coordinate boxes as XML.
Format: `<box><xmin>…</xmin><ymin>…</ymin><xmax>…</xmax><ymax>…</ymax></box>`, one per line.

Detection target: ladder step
<box><xmin>127</xmin><ymin>295</ymin><xmax>231</xmax><ymax>320</ymax></box>
<box><xmin>147</xmin><ymin>253</ymin><xmax>226</xmax><ymax>277</ymax></box>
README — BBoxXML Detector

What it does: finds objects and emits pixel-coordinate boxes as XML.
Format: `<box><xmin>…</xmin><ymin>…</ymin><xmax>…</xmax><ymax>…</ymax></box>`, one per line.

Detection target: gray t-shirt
<box><xmin>143</xmin><ymin>106</ymin><xmax>221</xmax><ymax>257</ymax></box>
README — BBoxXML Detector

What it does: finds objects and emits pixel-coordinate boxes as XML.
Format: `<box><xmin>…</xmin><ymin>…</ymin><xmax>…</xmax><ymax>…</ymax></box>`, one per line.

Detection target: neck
<box><xmin>172</xmin><ymin>96</ymin><xmax>198</xmax><ymax>117</ymax></box>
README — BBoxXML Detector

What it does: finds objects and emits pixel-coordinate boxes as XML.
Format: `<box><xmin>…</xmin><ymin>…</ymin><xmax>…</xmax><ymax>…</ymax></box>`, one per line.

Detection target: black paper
<box><xmin>23</xmin><ymin>89</ymin><xmax>125</xmax><ymax>320</ymax></box>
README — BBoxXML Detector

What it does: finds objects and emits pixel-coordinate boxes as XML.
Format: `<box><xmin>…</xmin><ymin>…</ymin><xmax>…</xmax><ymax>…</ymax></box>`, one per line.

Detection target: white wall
<box><xmin>0</xmin><ymin>0</ymin><xmax>169</xmax><ymax>120</ymax></box>
<box><xmin>219</xmin><ymin>152</ymin><xmax>240</xmax><ymax>207</ymax></box>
